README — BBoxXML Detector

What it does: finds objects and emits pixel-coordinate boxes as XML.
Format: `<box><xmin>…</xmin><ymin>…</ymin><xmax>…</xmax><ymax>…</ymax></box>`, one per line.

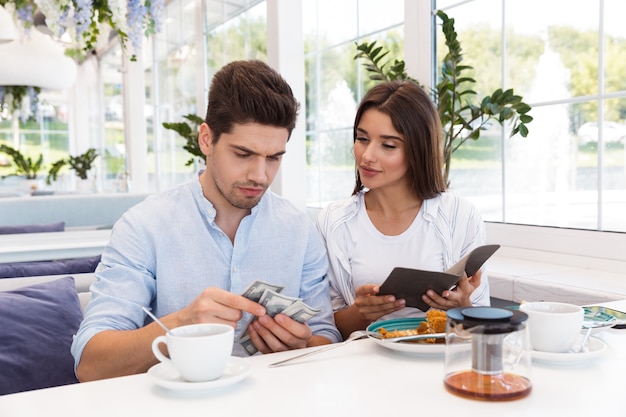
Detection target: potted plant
<box><xmin>47</xmin><ymin>148</ymin><xmax>99</xmax><ymax>185</ymax></box>
<box><xmin>0</xmin><ymin>144</ymin><xmax>43</xmax><ymax>180</ymax></box>
<box><xmin>162</xmin><ymin>114</ymin><xmax>204</xmax><ymax>166</ymax></box>
<box><xmin>354</xmin><ymin>10</ymin><xmax>533</xmax><ymax>186</ymax></box>
<box><xmin>68</xmin><ymin>148</ymin><xmax>98</xmax><ymax>180</ymax></box>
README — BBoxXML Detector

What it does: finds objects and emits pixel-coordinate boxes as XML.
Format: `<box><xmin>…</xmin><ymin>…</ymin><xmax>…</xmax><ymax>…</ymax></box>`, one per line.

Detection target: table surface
<box><xmin>0</xmin><ymin>229</ymin><xmax>111</xmax><ymax>263</ymax></box>
<box><xmin>2</xmin><ymin>300</ymin><xmax>625</xmax><ymax>417</ymax></box>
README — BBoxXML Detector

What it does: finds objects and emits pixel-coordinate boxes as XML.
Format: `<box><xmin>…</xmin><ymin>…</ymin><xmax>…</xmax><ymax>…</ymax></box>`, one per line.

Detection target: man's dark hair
<box><xmin>204</xmin><ymin>60</ymin><xmax>300</xmax><ymax>143</ymax></box>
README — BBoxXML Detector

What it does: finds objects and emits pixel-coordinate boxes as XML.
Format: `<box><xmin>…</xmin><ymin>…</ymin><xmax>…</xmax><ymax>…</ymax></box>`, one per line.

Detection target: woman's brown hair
<box><xmin>352</xmin><ymin>80</ymin><xmax>446</xmax><ymax>199</ymax></box>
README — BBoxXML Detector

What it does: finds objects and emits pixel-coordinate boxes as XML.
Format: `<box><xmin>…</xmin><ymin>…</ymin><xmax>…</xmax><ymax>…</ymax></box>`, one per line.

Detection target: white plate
<box><xmin>531</xmin><ymin>336</ymin><xmax>606</xmax><ymax>365</ymax></box>
<box><xmin>366</xmin><ymin>318</ymin><xmax>445</xmax><ymax>355</ymax></box>
<box><xmin>148</xmin><ymin>357</ymin><xmax>250</xmax><ymax>392</ymax></box>
<box><xmin>371</xmin><ymin>338</ymin><xmax>446</xmax><ymax>354</ymax></box>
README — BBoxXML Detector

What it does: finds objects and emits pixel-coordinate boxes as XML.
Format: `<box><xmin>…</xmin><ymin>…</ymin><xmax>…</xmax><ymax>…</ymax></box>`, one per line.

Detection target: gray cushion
<box><xmin>0</xmin><ymin>276</ymin><xmax>82</xmax><ymax>395</ymax></box>
<box><xmin>0</xmin><ymin>221</ymin><xmax>65</xmax><ymax>235</ymax></box>
<box><xmin>0</xmin><ymin>255</ymin><xmax>101</xmax><ymax>278</ymax></box>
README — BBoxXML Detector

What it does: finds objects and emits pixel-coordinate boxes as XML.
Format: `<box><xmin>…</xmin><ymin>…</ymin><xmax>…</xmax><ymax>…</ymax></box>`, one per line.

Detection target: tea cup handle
<box><xmin>152</xmin><ymin>336</ymin><xmax>172</xmax><ymax>366</ymax></box>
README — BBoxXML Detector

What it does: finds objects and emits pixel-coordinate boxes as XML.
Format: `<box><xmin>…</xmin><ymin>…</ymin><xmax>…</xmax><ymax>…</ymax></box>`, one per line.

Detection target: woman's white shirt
<box><xmin>316</xmin><ymin>191</ymin><xmax>490</xmax><ymax>319</ymax></box>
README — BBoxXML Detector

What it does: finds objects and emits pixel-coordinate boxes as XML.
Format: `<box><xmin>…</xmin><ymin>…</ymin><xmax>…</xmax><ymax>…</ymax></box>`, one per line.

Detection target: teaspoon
<box><xmin>571</xmin><ymin>319</ymin><xmax>616</xmax><ymax>353</ymax></box>
<box><xmin>141</xmin><ymin>306</ymin><xmax>172</xmax><ymax>334</ymax></box>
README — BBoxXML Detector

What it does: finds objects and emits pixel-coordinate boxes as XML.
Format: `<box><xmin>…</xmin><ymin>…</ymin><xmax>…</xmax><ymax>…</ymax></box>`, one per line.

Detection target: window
<box><xmin>100</xmin><ymin>45</ymin><xmax>127</xmax><ymax>192</ymax></box>
<box><xmin>149</xmin><ymin>0</ymin><xmax>200</xmax><ymax>191</ymax></box>
<box><xmin>304</xmin><ymin>0</ymin><xmax>404</xmax><ymax>207</ymax></box>
<box><xmin>305</xmin><ymin>0</ymin><xmax>625</xmax><ymax>237</ymax></box>
<box><xmin>437</xmin><ymin>0</ymin><xmax>626</xmax><ymax>233</ymax></box>
<box><xmin>147</xmin><ymin>0</ymin><xmax>266</xmax><ymax>192</ymax></box>
<box><xmin>0</xmin><ymin>88</ymin><xmax>71</xmax><ymax>193</ymax></box>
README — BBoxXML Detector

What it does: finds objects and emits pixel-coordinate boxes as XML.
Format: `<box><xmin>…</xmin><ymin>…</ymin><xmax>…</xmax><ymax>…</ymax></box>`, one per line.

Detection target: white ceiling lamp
<box><xmin>0</xmin><ymin>27</ymin><xmax>76</xmax><ymax>90</ymax></box>
<box><xmin>0</xmin><ymin>4</ymin><xmax>17</xmax><ymax>43</ymax></box>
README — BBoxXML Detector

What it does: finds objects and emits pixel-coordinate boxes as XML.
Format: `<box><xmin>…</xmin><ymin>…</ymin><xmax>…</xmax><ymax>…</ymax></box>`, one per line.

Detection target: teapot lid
<box><xmin>447</xmin><ymin>306</ymin><xmax>528</xmax><ymax>334</ymax></box>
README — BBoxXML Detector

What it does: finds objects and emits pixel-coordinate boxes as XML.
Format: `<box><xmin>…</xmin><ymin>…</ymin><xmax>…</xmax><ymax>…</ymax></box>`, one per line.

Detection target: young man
<box><xmin>71</xmin><ymin>60</ymin><xmax>340</xmax><ymax>381</ymax></box>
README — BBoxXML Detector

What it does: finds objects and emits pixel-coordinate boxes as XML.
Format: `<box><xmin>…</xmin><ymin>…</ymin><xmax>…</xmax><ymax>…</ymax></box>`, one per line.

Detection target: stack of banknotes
<box><xmin>239</xmin><ymin>280</ymin><xmax>321</xmax><ymax>355</ymax></box>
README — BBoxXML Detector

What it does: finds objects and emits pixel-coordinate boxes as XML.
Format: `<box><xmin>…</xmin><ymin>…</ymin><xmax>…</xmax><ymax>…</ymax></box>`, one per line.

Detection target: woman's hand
<box><xmin>353</xmin><ymin>284</ymin><xmax>406</xmax><ymax>323</ymax></box>
<box><xmin>422</xmin><ymin>270</ymin><xmax>482</xmax><ymax>310</ymax></box>
<box><xmin>334</xmin><ymin>284</ymin><xmax>406</xmax><ymax>339</ymax></box>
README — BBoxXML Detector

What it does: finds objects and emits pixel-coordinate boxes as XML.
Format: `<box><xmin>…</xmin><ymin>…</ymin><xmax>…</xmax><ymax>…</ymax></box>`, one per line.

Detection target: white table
<box><xmin>0</xmin><ymin>229</ymin><xmax>111</xmax><ymax>263</ymax></box>
<box><xmin>2</xmin><ymin>300</ymin><xmax>625</xmax><ymax>417</ymax></box>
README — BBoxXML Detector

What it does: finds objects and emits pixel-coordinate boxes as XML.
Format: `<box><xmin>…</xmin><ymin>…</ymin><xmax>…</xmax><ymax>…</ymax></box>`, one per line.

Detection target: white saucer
<box><xmin>531</xmin><ymin>336</ymin><xmax>606</xmax><ymax>365</ymax></box>
<box><xmin>148</xmin><ymin>357</ymin><xmax>250</xmax><ymax>392</ymax></box>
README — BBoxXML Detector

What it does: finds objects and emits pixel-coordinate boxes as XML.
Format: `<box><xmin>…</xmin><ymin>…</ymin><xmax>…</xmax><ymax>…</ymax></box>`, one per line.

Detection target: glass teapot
<box><xmin>444</xmin><ymin>306</ymin><xmax>532</xmax><ymax>401</ymax></box>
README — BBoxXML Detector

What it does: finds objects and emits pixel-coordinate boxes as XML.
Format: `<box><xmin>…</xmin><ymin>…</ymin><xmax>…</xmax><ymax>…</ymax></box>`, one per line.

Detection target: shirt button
<box><xmin>233</xmin><ymin>267</ymin><xmax>238</xmax><ymax>272</ymax></box>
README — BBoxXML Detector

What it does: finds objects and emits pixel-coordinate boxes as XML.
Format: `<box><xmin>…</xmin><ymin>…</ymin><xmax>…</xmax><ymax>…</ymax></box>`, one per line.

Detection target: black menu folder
<box><xmin>378</xmin><ymin>244</ymin><xmax>501</xmax><ymax>312</ymax></box>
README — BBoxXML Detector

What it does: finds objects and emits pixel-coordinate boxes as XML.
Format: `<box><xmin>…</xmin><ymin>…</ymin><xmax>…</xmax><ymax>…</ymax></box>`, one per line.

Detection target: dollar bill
<box><xmin>238</xmin><ymin>281</ymin><xmax>286</xmax><ymax>345</ymax></box>
<box><xmin>258</xmin><ymin>289</ymin><xmax>302</xmax><ymax>317</ymax></box>
<box><xmin>238</xmin><ymin>288</ymin><xmax>321</xmax><ymax>355</ymax></box>
<box><xmin>241</xmin><ymin>280</ymin><xmax>285</xmax><ymax>303</ymax></box>
<box><xmin>240</xmin><ymin>334</ymin><xmax>258</xmax><ymax>356</ymax></box>
<box><xmin>280</xmin><ymin>300</ymin><xmax>321</xmax><ymax>324</ymax></box>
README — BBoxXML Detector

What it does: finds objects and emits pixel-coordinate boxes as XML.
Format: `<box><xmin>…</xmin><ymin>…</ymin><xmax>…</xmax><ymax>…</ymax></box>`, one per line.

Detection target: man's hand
<box><xmin>173</xmin><ymin>287</ymin><xmax>266</xmax><ymax>329</ymax></box>
<box><xmin>245</xmin><ymin>313</ymin><xmax>314</xmax><ymax>353</ymax></box>
<box><xmin>77</xmin><ymin>287</ymin><xmax>266</xmax><ymax>382</ymax></box>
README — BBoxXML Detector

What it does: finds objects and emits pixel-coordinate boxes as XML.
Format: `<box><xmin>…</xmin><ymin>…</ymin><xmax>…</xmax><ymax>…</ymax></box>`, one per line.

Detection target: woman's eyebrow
<box><xmin>356</xmin><ymin>127</ymin><xmax>403</xmax><ymax>141</ymax></box>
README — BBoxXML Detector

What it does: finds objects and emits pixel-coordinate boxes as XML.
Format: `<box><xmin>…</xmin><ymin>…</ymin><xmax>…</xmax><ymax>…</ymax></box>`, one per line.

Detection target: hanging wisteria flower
<box><xmin>0</xmin><ymin>0</ymin><xmax>30</xmax><ymax>28</ymax></box>
<box><xmin>126</xmin><ymin>0</ymin><xmax>146</xmax><ymax>52</ymax></box>
<box><xmin>15</xmin><ymin>2</ymin><xmax>33</xmax><ymax>29</ymax></box>
<box><xmin>72</xmin><ymin>0</ymin><xmax>91</xmax><ymax>38</ymax></box>
<box><xmin>149</xmin><ymin>0</ymin><xmax>163</xmax><ymax>33</ymax></box>
<box><xmin>0</xmin><ymin>0</ymin><xmax>163</xmax><ymax>60</ymax></box>
<box><xmin>32</xmin><ymin>0</ymin><xmax>70</xmax><ymax>38</ymax></box>
<box><xmin>107</xmin><ymin>0</ymin><xmax>128</xmax><ymax>39</ymax></box>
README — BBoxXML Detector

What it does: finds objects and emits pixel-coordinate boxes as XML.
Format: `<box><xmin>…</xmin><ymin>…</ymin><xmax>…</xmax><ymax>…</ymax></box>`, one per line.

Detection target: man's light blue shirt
<box><xmin>71</xmin><ymin>173</ymin><xmax>340</xmax><ymax>367</ymax></box>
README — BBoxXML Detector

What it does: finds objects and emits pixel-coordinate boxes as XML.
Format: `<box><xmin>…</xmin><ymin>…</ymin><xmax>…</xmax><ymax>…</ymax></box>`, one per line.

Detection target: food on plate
<box><xmin>377</xmin><ymin>310</ymin><xmax>447</xmax><ymax>343</ymax></box>
<box><xmin>425</xmin><ymin>309</ymin><xmax>447</xmax><ymax>333</ymax></box>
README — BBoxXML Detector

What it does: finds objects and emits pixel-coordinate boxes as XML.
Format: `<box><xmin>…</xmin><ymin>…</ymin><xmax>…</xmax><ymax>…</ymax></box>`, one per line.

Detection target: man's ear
<box><xmin>198</xmin><ymin>123</ymin><xmax>212</xmax><ymax>156</ymax></box>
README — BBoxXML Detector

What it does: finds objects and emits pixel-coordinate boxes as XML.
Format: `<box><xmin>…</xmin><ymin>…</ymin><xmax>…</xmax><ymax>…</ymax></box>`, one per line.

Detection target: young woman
<box><xmin>317</xmin><ymin>80</ymin><xmax>490</xmax><ymax>339</ymax></box>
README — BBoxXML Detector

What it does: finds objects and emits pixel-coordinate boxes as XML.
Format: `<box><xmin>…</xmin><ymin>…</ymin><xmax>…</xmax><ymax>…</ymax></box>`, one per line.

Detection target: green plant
<box><xmin>46</xmin><ymin>159</ymin><xmax>66</xmax><ymax>185</ymax></box>
<box><xmin>0</xmin><ymin>144</ymin><xmax>43</xmax><ymax>179</ymax></box>
<box><xmin>354</xmin><ymin>10</ymin><xmax>533</xmax><ymax>186</ymax></box>
<box><xmin>69</xmin><ymin>148</ymin><xmax>98</xmax><ymax>180</ymax></box>
<box><xmin>162</xmin><ymin>114</ymin><xmax>205</xmax><ymax>166</ymax></box>
<box><xmin>47</xmin><ymin>148</ymin><xmax>98</xmax><ymax>184</ymax></box>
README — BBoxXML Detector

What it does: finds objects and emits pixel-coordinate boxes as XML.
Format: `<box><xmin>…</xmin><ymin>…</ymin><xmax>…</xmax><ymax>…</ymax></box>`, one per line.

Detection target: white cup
<box><xmin>519</xmin><ymin>301</ymin><xmax>584</xmax><ymax>353</ymax></box>
<box><xmin>151</xmin><ymin>323</ymin><xmax>234</xmax><ymax>382</ymax></box>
